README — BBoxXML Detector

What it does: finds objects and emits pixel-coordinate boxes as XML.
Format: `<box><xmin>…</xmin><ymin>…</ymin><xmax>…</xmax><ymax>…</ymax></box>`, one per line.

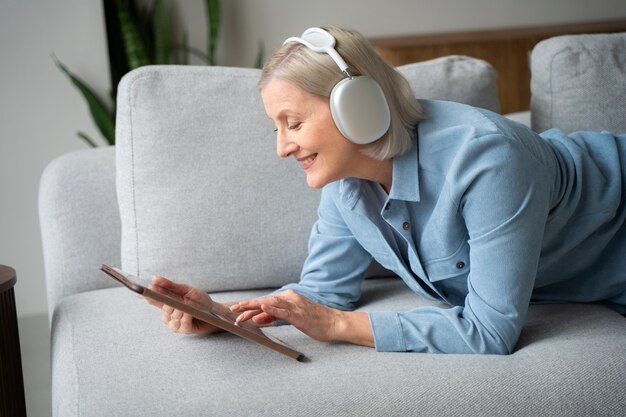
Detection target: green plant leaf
<box><xmin>254</xmin><ymin>40</ymin><xmax>265</xmax><ymax>69</ymax></box>
<box><xmin>77</xmin><ymin>131</ymin><xmax>100</xmax><ymax>148</ymax></box>
<box><xmin>116</xmin><ymin>0</ymin><xmax>150</xmax><ymax>69</ymax></box>
<box><xmin>205</xmin><ymin>0</ymin><xmax>220</xmax><ymax>65</ymax></box>
<box><xmin>153</xmin><ymin>0</ymin><xmax>170</xmax><ymax>64</ymax></box>
<box><xmin>53</xmin><ymin>55</ymin><xmax>116</xmax><ymax>145</ymax></box>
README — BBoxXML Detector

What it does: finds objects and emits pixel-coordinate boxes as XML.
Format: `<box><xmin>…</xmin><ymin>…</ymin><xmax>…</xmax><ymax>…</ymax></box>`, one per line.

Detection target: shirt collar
<box><xmin>340</xmin><ymin>134</ymin><xmax>420</xmax><ymax>209</ymax></box>
<box><xmin>387</xmin><ymin>135</ymin><xmax>420</xmax><ymax>202</ymax></box>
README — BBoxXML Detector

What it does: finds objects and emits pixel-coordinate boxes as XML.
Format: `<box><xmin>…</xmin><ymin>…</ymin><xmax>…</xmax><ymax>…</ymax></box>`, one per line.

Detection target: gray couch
<box><xmin>40</xmin><ymin>33</ymin><xmax>626</xmax><ymax>417</ymax></box>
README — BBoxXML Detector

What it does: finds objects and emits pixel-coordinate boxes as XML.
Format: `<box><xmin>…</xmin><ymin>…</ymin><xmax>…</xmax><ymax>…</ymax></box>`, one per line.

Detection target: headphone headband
<box><xmin>283</xmin><ymin>27</ymin><xmax>350</xmax><ymax>75</ymax></box>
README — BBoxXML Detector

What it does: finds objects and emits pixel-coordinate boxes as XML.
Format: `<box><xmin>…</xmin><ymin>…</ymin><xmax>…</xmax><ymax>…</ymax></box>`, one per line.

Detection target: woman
<box><xmin>148</xmin><ymin>25</ymin><xmax>626</xmax><ymax>354</ymax></box>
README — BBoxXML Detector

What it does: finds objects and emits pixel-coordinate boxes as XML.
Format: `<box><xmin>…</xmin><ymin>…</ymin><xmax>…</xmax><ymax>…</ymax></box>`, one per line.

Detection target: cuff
<box><xmin>368</xmin><ymin>312</ymin><xmax>406</xmax><ymax>352</ymax></box>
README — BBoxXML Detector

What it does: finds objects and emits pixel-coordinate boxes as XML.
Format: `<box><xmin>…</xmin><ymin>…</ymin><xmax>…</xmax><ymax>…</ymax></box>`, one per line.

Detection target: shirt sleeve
<box><xmin>370</xmin><ymin>134</ymin><xmax>553</xmax><ymax>354</ymax></box>
<box><xmin>273</xmin><ymin>183</ymin><xmax>372</xmax><ymax>311</ymax></box>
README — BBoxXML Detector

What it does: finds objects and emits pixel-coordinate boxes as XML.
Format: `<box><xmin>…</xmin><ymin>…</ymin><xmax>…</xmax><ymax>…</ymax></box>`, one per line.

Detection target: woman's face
<box><xmin>261</xmin><ymin>77</ymin><xmax>364</xmax><ymax>189</ymax></box>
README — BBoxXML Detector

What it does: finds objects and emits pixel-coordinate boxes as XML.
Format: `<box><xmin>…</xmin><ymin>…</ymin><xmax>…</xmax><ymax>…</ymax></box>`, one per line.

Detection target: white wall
<box><xmin>1</xmin><ymin>0</ymin><xmax>110</xmax><ymax>318</ymax></box>
<box><xmin>2</xmin><ymin>0</ymin><xmax>625</xmax><ymax>317</ymax></box>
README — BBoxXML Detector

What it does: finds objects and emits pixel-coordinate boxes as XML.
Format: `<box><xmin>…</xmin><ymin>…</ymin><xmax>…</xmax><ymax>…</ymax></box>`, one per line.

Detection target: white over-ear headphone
<box><xmin>283</xmin><ymin>27</ymin><xmax>391</xmax><ymax>145</ymax></box>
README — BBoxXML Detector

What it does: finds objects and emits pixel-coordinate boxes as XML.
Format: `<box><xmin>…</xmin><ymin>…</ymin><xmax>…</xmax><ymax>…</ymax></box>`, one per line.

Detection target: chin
<box><xmin>305</xmin><ymin>175</ymin><xmax>329</xmax><ymax>189</ymax></box>
<box><xmin>306</xmin><ymin>179</ymin><xmax>325</xmax><ymax>189</ymax></box>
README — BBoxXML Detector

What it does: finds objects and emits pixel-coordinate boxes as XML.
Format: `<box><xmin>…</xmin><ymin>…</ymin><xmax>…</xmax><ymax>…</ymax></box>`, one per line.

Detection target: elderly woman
<box><xmin>149</xmin><ymin>25</ymin><xmax>626</xmax><ymax>354</ymax></box>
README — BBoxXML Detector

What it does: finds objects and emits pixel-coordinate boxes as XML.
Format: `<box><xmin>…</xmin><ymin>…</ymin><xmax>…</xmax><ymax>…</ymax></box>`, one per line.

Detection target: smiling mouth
<box><xmin>297</xmin><ymin>154</ymin><xmax>317</xmax><ymax>170</ymax></box>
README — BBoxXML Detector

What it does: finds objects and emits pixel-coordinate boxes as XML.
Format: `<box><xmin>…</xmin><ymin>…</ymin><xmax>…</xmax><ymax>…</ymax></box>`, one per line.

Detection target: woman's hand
<box><xmin>230</xmin><ymin>289</ymin><xmax>374</xmax><ymax>346</ymax></box>
<box><xmin>146</xmin><ymin>276</ymin><xmax>226</xmax><ymax>335</ymax></box>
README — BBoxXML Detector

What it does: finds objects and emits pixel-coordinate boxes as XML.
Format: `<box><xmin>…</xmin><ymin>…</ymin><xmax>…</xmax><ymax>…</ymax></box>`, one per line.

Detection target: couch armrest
<box><xmin>39</xmin><ymin>146</ymin><xmax>120</xmax><ymax>317</ymax></box>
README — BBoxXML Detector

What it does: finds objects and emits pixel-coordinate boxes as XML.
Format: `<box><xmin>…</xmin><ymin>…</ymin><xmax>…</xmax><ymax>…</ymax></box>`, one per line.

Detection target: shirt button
<box><xmin>402</xmin><ymin>222</ymin><xmax>410</xmax><ymax>230</ymax></box>
<box><xmin>456</xmin><ymin>261</ymin><xmax>465</xmax><ymax>269</ymax></box>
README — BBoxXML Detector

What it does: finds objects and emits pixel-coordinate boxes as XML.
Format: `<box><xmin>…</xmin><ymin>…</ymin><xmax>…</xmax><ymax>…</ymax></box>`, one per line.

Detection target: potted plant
<box><xmin>55</xmin><ymin>0</ymin><xmax>228</xmax><ymax>147</ymax></box>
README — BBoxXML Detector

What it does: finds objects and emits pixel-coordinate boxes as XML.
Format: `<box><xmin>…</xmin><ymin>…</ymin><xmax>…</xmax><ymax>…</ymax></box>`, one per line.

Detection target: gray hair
<box><xmin>259</xmin><ymin>25</ymin><xmax>424</xmax><ymax>160</ymax></box>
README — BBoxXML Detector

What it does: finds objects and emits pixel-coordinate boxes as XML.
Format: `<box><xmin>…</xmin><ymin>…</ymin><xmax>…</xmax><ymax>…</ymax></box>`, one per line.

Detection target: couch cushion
<box><xmin>115</xmin><ymin>59</ymin><xmax>501</xmax><ymax>293</ymax></box>
<box><xmin>531</xmin><ymin>32</ymin><xmax>626</xmax><ymax>134</ymax></box>
<box><xmin>397</xmin><ymin>55</ymin><xmax>500</xmax><ymax>113</ymax></box>
<box><xmin>50</xmin><ymin>278</ymin><xmax>626</xmax><ymax>417</ymax></box>
<box><xmin>116</xmin><ymin>65</ymin><xmax>320</xmax><ymax>291</ymax></box>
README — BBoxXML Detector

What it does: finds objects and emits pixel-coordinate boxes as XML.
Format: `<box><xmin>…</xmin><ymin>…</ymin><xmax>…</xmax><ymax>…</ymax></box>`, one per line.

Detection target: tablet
<box><xmin>101</xmin><ymin>264</ymin><xmax>306</xmax><ymax>361</ymax></box>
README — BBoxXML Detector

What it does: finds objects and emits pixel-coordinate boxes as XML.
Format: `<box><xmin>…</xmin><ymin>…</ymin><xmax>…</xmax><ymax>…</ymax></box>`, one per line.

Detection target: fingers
<box><xmin>161</xmin><ymin>305</ymin><xmax>194</xmax><ymax>334</ymax></box>
<box><xmin>251</xmin><ymin>311</ymin><xmax>278</xmax><ymax>325</ymax></box>
<box><xmin>151</xmin><ymin>275</ymin><xmax>172</xmax><ymax>287</ymax></box>
<box><xmin>231</xmin><ymin>293</ymin><xmax>291</xmax><ymax>312</ymax></box>
<box><xmin>234</xmin><ymin>309</ymin><xmax>278</xmax><ymax>326</ymax></box>
<box><xmin>150</xmin><ymin>275</ymin><xmax>194</xmax><ymax>297</ymax></box>
<box><xmin>161</xmin><ymin>304</ymin><xmax>175</xmax><ymax>325</ymax></box>
<box><xmin>233</xmin><ymin>309</ymin><xmax>263</xmax><ymax>324</ymax></box>
<box><xmin>260</xmin><ymin>303</ymin><xmax>290</xmax><ymax>321</ymax></box>
<box><xmin>231</xmin><ymin>294</ymin><xmax>295</xmax><ymax>325</ymax></box>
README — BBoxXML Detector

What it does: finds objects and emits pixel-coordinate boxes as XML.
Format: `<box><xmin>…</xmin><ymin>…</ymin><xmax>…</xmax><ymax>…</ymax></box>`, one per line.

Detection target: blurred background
<box><xmin>1</xmin><ymin>1</ymin><xmax>626</xmax><ymax>415</ymax></box>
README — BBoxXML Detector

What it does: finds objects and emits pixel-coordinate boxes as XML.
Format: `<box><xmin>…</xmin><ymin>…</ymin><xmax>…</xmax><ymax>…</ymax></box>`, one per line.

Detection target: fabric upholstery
<box><xmin>531</xmin><ymin>32</ymin><xmax>626</xmax><ymax>134</ymax></box>
<box><xmin>116</xmin><ymin>65</ymin><xmax>320</xmax><ymax>292</ymax></box>
<box><xmin>115</xmin><ymin>57</ymin><xmax>500</xmax><ymax>292</ymax></box>
<box><xmin>397</xmin><ymin>55</ymin><xmax>500</xmax><ymax>113</ymax></box>
<box><xmin>39</xmin><ymin>146</ymin><xmax>120</xmax><ymax>316</ymax></box>
<box><xmin>50</xmin><ymin>278</ymin><xmax>626</xmax><ymax>417</ymax></box>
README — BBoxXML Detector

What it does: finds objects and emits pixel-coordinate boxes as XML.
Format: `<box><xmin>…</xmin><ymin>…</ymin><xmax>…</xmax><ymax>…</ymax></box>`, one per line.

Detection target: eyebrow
<box><xmin>269</xmin><ymin>109</ymin><xmax>302</xmax><ymax>121</ymax></box>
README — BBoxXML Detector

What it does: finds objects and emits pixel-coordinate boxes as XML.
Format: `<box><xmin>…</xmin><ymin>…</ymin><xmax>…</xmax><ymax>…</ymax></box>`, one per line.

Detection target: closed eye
<box><xmin>287</xmin><ymin>122</ymin><xmax>302</xmax><ymax>130</ymax></box>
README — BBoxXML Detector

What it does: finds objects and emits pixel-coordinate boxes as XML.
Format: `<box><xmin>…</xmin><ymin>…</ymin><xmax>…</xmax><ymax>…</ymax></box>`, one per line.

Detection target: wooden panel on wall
<box><xmin>370</xmin><ymin>20</ymin><xmax>626</xmax><ymax>114</ymax></box>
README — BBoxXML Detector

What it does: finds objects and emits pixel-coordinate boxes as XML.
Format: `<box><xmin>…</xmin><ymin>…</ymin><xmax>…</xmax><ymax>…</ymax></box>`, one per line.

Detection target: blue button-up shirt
<box><xmin>278</xmin><ymin>100</ymin><xmax>626</xmax><ymax>354</ymax></box>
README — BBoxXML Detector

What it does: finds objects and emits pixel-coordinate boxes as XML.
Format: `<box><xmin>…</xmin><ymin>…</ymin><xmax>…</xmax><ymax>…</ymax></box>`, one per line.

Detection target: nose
<box><xmin>276</xmin><ymin>130</ymin><xmax>299</xmax><ymax>158</ymax></box>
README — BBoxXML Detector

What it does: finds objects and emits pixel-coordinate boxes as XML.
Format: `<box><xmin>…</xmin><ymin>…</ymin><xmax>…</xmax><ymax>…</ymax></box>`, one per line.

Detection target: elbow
<box><xmin>473</xmin><ymin>326</ymin><xmax>517</xmax><ymax>355</ymax></box>
<box><xmin>482</xmin><ymin>340</ymin><xmax>513</xmax><ymax>355</ymax></box>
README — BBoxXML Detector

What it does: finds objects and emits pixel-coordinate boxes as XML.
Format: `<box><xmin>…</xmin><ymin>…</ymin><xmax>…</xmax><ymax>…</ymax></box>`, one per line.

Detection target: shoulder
<box><xmin>417</xmin><ymin>99</ymin><xmax>514</xmax><ymax>141</ymax></box>
<box><xmin>416</xmin><ymin>100</ymin><xmax>545</xmax><ymax>173</ymax></box>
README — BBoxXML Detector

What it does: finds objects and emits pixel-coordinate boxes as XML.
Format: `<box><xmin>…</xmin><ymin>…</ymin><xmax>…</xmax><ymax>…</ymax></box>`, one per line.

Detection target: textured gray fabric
<box><xmin>39</xmin><ymin>146</ymin><xmax>120</xmax><ymax>316</ymax></box>
<box><xmin>116</xmin><ymin>65</ymin><xmax>321</xmax><ymax>292</ymax></box>
<box><xmin>115</xmin><ymin>59</ymin><xmax>500</xmax><ymax>292</ymax></box>
<box><xmin>397</xmin><ymin>55</ymin><xmax>501</xmax><ymax>113</ymax></box>
<box><xmin>531</xmin><ymin>32</ymin><xmax>626</xmax><ymax>134</ymax></box>
<box><xmin>50</xmin><ymin>278</ymin><xmax>626</xmax><ymax>417</ymax></box>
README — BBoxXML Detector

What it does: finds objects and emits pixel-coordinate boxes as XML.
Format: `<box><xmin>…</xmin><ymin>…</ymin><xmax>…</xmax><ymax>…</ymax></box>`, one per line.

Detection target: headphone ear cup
<box><xmin>329</xmin><ymin>76</ymin><xmax>391</xmax><ymax>145</ymax></box>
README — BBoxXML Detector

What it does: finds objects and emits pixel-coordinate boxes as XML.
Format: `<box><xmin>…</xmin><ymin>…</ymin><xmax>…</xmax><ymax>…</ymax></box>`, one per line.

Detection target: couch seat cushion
<box><xmin>51</xmin><ymin>278</ymin><xmax>626</xmax><ymax>417</ymax></box>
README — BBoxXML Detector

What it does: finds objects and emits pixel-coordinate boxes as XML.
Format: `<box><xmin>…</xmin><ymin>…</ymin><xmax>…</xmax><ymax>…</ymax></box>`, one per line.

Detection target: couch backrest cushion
<box><xmin>116</xmin><ymin>66</ymin><xmax>319</xmax><ymax>291</ymax></box>
<box><xmin>116</xmin><ymin>57</ymin><xmax>499</xmax><ymax>292</ymax></box>
<box><xmin>397</xmin><ymin>55</ymin><xmax>500</xmax><ymax>113</ymax></box>
<box><xmin>531</xmin><ymin>32</ymin><xmax>626</xmax><ymax>134</ymax></box>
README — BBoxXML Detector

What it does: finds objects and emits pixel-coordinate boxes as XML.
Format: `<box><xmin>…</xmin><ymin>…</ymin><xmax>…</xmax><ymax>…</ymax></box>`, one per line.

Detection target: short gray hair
<box><xmin>259</xmin><ymin>25</ymin><xmax>424</xmax><ymax>160</ymax></box>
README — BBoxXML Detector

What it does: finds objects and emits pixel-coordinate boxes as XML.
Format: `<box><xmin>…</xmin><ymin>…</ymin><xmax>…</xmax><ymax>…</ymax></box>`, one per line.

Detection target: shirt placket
<box><xmin>381</xmin><ymin>199</ymin><xmax>440</xmax><ymax>299</ymax></box>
